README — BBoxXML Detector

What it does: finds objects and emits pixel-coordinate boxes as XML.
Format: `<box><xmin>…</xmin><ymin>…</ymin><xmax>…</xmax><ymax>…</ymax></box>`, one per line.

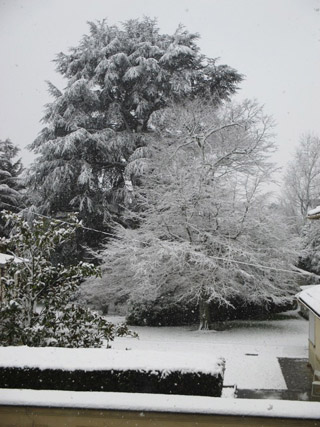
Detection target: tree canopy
<box><xmin>27</xmin><ymin>18</ymin><xmax>242</xmax><ymax>238</ymax></box>
<box><xmin>83</xmin><ymin>99</ymin><xmax>298</xmax><ymax>328</ymax></box>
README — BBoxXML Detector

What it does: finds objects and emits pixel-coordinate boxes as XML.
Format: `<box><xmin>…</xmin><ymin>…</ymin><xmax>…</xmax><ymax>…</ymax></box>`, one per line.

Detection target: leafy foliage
<box><xmin>0</xmin><ymin>211</ymin><xmax>132</xmax><ymax>347</ymax></box>
<box><xmin>126</xmin><ymin>295</ymin><xmax>296</xmax><ymax>326</ymax></box>
<box><xmin>27</xmin><ymin>18</ymin><xmax>242</xmax><ymax>240</ymax></box>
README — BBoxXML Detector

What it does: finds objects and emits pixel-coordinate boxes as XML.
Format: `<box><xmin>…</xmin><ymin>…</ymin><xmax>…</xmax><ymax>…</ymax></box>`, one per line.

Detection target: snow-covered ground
<box><xmin>0</xmin><ymin>310</ymin><xmax>318</xmax><ymax>420</ymax></box>
<box><xmin>0</xmin><ymin>310</ymin><xmax>308</xmax><ymax>393</ymax></box>
<box><xmin>108</xmin><ymin>310</ymin><xmax>309</xmax><ymax>391</ymax></box>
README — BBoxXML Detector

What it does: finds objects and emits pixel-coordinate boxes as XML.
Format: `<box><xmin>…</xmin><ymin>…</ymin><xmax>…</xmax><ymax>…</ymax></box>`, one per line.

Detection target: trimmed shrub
<box><xmin>126</xmin><ymin>299</ymin><xmax>198</xmax><ymax>326</ymax></box>
<box><xmin>126</xmin><ymin>296</ymin><xmax>296</xmax><ymax>326</ymax></box>
<box><xmin>0</xmin><ymin>366</ymin><xmax>224</xmax><ymax>397</ymax></box>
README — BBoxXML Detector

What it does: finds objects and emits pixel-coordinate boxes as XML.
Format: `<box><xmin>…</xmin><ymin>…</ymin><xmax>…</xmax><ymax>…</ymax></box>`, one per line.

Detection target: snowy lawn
<box><xmin>108</xmin><ymin>310</ymin><xmax>309</xmax><ymax>391</ymax></box>
<box><xmin>0</xmin><ymin>310</ymin><xmax>309</xmax><ymax>395</ymax></box>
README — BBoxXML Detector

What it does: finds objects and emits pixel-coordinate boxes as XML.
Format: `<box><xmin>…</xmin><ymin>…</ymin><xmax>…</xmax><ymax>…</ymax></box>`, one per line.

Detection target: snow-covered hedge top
<box><xmin>1</xmin><ymin>389</ymin><xmax>319</xmax><ymax>420</ymax></box>
<box><xmin>297</xmin><ymin>285</ymin><xmax>320</xmax><ymax>317</ymax></box>
<box><xmin>0</xmin><ymin>347</ymin><xmax>224</xmax><ymax>376</ymax></box>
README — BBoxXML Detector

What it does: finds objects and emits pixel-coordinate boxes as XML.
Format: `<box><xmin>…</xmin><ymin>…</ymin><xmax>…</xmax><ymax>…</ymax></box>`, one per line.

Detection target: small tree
<box><xmin>0</xmin><ymin>139</ymin><xmax>23</xmax><ymax>235</ymax></box>
<box><xmin>0</xmin><ymin>211</ymin><xmax>131</xmax><ymax>347</ymax></box>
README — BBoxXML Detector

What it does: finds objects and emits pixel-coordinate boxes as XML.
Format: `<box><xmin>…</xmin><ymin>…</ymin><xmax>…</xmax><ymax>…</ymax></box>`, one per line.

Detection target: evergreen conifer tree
<box><xmin>0</xmin><ymin>139</ymin><xmax>23</xmax><ymax>235</ymax></box>
<box><xmin>27</xmin><ymin>18</ymin><xmax>242</xmax><ymax>245</ymax></box>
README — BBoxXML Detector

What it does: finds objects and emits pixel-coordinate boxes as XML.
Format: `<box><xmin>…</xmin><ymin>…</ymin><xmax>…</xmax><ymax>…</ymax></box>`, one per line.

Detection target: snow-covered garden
<box><xmin>0</xmin><ymin>309</ymin><xmax>310</xmax><ymax>395</ymax></box>
<box><xmin>108</xmin><ymin>310</ymin><xmax>308</xmax><ymax>392</ymax></box>
<box><xmin>1</xmin><ymin>13</ymin><xmax>320</xmax><ymax>425</ymax></box>
<box><xmin>2</xmin><ymin>309</ymin><xmax>320</xmax><ymax>423</ymax></box>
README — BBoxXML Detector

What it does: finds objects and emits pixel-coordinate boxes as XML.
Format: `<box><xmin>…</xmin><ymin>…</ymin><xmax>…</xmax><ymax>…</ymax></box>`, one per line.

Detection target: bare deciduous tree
<box><xmin>83</xmin><ymin>100</ymin><xmax>298</xmax><ymax>329</ymax></box>
<box><xmin>283</xmin><ymin>133</ymin><xmax>320</xmax><ymax>230</ymax></box>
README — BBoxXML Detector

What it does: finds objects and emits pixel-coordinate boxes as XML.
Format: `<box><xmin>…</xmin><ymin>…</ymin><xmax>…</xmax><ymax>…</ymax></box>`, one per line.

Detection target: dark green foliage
<box><xmin>0</xmin><ymin>139</ymin><xmax>23</xmax><ymax>204</ymax></box>
<box><xmin>126</xmin><ymin>299</ymin><xmax>198</xmax><ymax>326</ymax></box>
<box><xmin>0</xmin><ymin>211</ymin><xmax>132</xmax><ymax>347</ymax></box>
<box><xmin>297</xmin><ymin>221</ymin><xmax>320</xmax><ymax>277</ymax></box>
<box><xmin>27</xmin><ymin>18</ymin><xmax>242</xmax><ymax>241</ymax></box>
<box><xmin>0</xmin><ymin>366</ymin><xmax>224</xmax><ymax>397</ymax></box>
<box><xmin>126</xmin><ymin>296</ymin><xmax>296</xmax><ymax>327</ymax></box>
<box><xmin>0</xmin><ymin>139</ymin><xmax>23</xmax><ymax>235</ymax></box>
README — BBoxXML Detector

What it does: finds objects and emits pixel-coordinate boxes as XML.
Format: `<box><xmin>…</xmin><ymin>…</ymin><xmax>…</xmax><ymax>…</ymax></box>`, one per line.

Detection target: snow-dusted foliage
<box><xmin>93</xmin><ymin>100</ymin><xmax>298</xmax><ymax>328</ymax></box>
<box><xmin>26</xmin><ymin>18</ymin><xmax>242</xmax><ymax>237</ymax></box>
<box><xmin>297</xmin><ymin>221</ymin><xmax>320</xmax><ymax>276</ymax></box>
<box><xmin>281</xmin><ymin>133</ymin><xmax>320</xmax><ymax>275</ymax></box>
<box><xmin>282</xmin><ymin>133</ymin><xmax>320</xmax><ymax>231</ymax></box>
<box><xmin>0</xmin><ymin>139</ymin><xmax>23</xmax><ymax>234</ymax></box>
<box><xmin>0</xmin><ymin>211</ymin><xmax>132</xmax><ymax>347</ymax></box>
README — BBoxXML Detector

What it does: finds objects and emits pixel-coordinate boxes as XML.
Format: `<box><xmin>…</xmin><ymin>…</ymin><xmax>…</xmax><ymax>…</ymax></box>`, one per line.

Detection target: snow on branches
<box><xmin>0</xmin><ymin>211</ymin><xmax>133</xmax><ymax>347</ymax></box>
<box><xmin>93</xmin><ymin>99</ymin><xmax>298</xmax><ymax>328</ymax></box>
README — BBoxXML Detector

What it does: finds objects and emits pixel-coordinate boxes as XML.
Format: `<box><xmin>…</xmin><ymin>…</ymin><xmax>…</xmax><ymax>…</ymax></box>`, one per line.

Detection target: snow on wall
<box><xmin>0</xmin><ymin>346</ymin><xmax>224</xmax><ymax>376</ymax></box>
<box><xmin>0</xmin><ymin>389</ymin><xmax>319</xmax><ymax>419</ymax></box>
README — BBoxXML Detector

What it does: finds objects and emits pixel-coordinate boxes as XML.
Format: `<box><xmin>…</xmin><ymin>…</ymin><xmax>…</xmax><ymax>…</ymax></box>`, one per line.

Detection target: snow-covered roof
<box><xmin>0</xmin><ymin>346</ymin><xmax>224</xmax><ymax>377</ymax></box>
<box><xmin>307</xmin><ymin>206</ymin><xmax>320</xmax><ymax>219</ymax></box>
<box><xmin>296</xmin><ymin>285</ymin><xmax>320</xmax><ymax>317</ymax></box>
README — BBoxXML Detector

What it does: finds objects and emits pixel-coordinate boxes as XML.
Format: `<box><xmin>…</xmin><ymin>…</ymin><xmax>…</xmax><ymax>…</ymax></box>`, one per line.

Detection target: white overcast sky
<box><xmin>0</xmin><ymin>0</ymin><xmax>319</xmax><ymax>184</ymax></box>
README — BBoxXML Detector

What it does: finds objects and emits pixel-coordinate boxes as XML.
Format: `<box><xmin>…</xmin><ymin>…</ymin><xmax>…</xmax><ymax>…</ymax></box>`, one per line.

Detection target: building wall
<box><xmin>309</xmin><ymin>314</ymin><xmax>320</xmax><ymax>371</ymax></box>
<box><xmin>0</xmin><ymin>406</ymin><xmax>319</xmax><ymax>427</ymax></box>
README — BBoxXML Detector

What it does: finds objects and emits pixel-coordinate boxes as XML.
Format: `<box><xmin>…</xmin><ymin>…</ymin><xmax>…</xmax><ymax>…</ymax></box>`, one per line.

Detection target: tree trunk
<box><xmin>199</xmin><ymin>298</ymin><xmax>211</xmax><ymax>330</ymax></box>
